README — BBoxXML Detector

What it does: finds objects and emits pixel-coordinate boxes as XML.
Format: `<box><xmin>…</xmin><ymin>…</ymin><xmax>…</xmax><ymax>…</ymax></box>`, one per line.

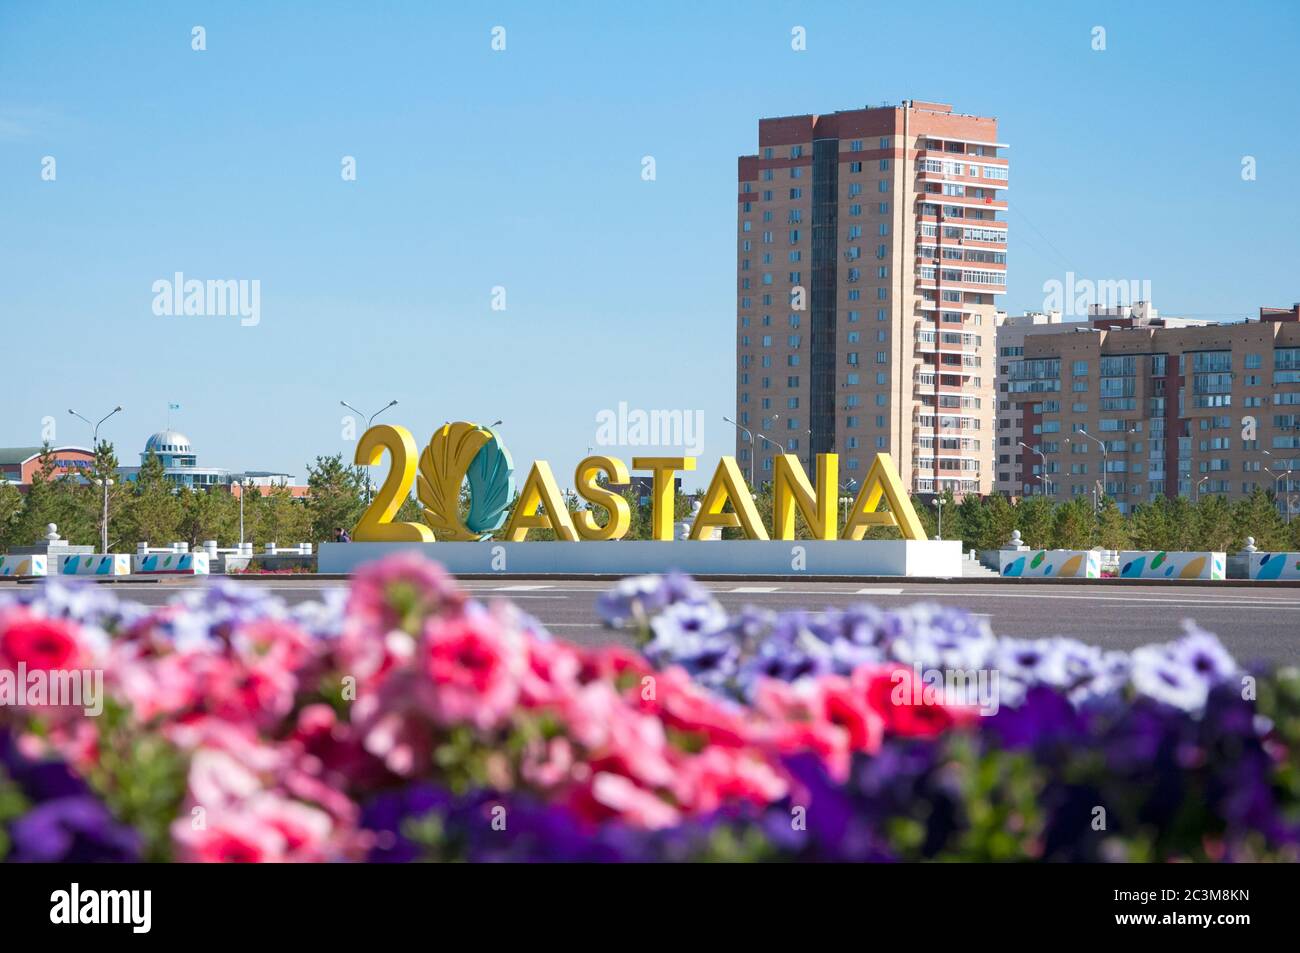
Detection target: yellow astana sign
<box><xmin>351</xmin><ymin>422</ymin><xmax>926</xmax><ymax>543</ymax></box>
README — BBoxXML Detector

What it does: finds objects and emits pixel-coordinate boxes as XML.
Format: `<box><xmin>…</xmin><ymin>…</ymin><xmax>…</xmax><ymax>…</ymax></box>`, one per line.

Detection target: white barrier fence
<box><xmin>0</xmin><ymin>555</ymin><xmax>48</xmax><ymax>577</ymax></box>
<box><xmin>1118</xmin><ymin>551</ymin><xmax>1226</xmax><ymax>580</ymax></box>
<box><xmin>996</xmin><ymin>549</ymin><xmax>1100</xmax><ymax>578</ymax></box>
<box><xmin>59</xmin><ymin>554</ymin><xmax>131</xmax><ymax>576</ymax></box>
<box><xmin>1249</xmin><ymin>552</ymin><xmax>1300</xmax><ymax>580</ymax></box>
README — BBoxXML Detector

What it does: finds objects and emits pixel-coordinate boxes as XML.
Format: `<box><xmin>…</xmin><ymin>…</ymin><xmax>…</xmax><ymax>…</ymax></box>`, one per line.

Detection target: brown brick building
<box><xmin>1008</xmin><ymin>304</ymin><xmax>1300</xmax><ymax>514</ymax></box>
<box><xmin>735</xmin><ymin>100</ymin><xmax>1006</xmax><ymax>496</ymax></box>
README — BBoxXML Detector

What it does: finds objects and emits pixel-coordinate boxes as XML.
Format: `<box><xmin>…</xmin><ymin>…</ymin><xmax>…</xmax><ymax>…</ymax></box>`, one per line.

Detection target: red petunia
<box><xmin>0</xmin><ymin>609</ymin><xmax>82</xmax><ymax>672</ymax></box>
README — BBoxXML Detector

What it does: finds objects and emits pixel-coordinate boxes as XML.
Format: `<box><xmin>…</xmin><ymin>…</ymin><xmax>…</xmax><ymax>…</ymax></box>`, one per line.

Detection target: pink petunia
<box><xmin>634</xmin><ymin>665</ymin><xmax>755</xmax><ymax>749</ymax></box>
<box><xmin>569</xmin><ymin>772</ymin><xmax>681</xmax><ymax>830</ymax></box>
<box><xmin>674</xmin><ymin>746</ymin><xmax>788</xmax><ymax>813</ymax></box>
<box><xmin>421</xmin><ymin>613</ymin><xmax>524</xmax><ymax>731</ymax></box>
<box><xmin>346</xmin><ymin>553</ymin><xmax>465</xmax><ymax>638</ymax></box>
<box><xmin>518</xmin><ymin>638</ymin><xmax>583</xmax><ymax>709</ymax></box>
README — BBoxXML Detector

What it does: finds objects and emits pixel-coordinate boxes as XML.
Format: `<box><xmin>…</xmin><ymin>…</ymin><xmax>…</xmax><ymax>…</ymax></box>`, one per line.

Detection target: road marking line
<box><xmin>492</xmin><ymin>585</ymin><xmax>553</xmax><ymax>591</ymax></box>
<box><xmin>855</xmin><ymin>587</ymin><xmax>904</xmax><ymax>595</ymax></box>
<box><xmin>728</xmin><ymin>586</ymin><xmax>780</xmax><ymax>593</ymax></box>
<box><xmin>905</xmin><ymin>591</ymin><xmax>1300</xmax><ymax>608</ymax></box>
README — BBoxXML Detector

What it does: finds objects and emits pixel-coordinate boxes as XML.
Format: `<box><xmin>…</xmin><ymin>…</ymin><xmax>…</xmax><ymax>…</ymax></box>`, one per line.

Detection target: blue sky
<box><xmin>2</xmin><ymin>0</ymin><xmax>1297</xmax><ymax>489</ymax></box>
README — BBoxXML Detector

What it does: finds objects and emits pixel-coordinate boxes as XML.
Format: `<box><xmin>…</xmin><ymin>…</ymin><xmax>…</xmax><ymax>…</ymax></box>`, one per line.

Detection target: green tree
<box><xmin>1092</xmin><ymin>496</ymin><xmax>1130</xmax><ymax>550</ymax></box>
<box><xmin>984</xmin><ymin>493</ymin><xmax>1018</xmax><ymax>551</ymax></box>
<box><xmin>257</xmin><ymin>484</ymin><xmax>311</xmax><ymax>546</ymax></box>
<box><xmin>956</xmin><ymin>492</ymin><xmax>994</xmax><ymax>551</ymax></box>
<box><xmin>306</xmin><ymin>454</ymin><xmax>366</xmax><ymax>542</ymax></box>
<box><xmin>177</xmin><ymin>487</ymin><xmax>241</xmax><ymax>549</ymax></box>
<box><xmin>1161</xmin><ymin>495</ymin><xmax>1195</xmax><ymax>550</ymax></box>
<box><xmin>1050</xmin><ymin>496</ymin><xmax>1093</xmax><ymax>549</ymax></box>
<box><xmin>81</xmin><ymin>441</ymin><xmax>132</xmax><ymax>550</ymax></box>
<box><xmin>910</xmin><ymin>493</ymin><xmax>937</xmax><ymax>540</ymax></box>
<box><xmin>0</xmin><ymin>478</ymin><xmax>24</xmax><ymax>551</ymax></box>
<box><xmin>1129</xmin><ymin>496</ymin><xmax>1172</xmax><ymax>550</ymax></box>
<box><xmin>1014</xmin><ymin>495</ymin><xmax>1055</xmax><ymax>549</ymax></box>
<box><xmin>1232</xmin><ymin>488</ymin><xmax>1286</xmax><ymax>552</ymax></box>
<box><xmin>235</xmin><ymin>481</ymin><xmax>264</xmax><ymax>544</ymax></box>
<box><xmin>12</xmin><ymin>446</ymin><xmax>62</xmax><ymax>546</ymax></box>
<box><xmin>935</xmin><ymin>491</ymin><xmax>967</xmax><ymax>543</ymax></box>
<box><xmin>1192</xmin><ymin>494</ymin><xmax>1236</xmax><ymax>551</ymax></box>
<box><xmin>394</xmin><ymin>491</ymin><xmax>423</xmax><ymax>526</ymax></box>
<box><xmin>124</xmin><ymin>451</ymin><xmax>181</xmax><ymax>547</ymax></box>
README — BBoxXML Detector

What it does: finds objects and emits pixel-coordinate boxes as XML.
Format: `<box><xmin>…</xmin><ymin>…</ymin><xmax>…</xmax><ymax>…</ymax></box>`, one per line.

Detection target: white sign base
<box><xmin>318</xmin><ymin>539</ymin><xmax>963</xmax><ymax>578</ymax></box>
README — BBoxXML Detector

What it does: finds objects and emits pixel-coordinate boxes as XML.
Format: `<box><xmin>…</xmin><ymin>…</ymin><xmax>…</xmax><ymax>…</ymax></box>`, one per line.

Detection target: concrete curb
<box><xmin>2</xmin><ymin>576</ymin><xmax>164</xmax><ymax>585</ymax></box>
<box><xmin>14</xmin><ymin>572</ymin><xmax>1285</xmax><ymax>588</ymax></box>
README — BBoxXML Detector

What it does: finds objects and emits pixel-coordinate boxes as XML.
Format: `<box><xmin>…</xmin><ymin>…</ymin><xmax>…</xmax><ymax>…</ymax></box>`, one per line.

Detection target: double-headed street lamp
<box><xmin>1019</xmin><ymin>441</ymin><xmax>1051</xmax><ymax>498</ymax></box>
<box><xmin>341</xmin><ymin>399</ymin><xmax>398</xmax><ymax>503</ymax></box>
<box><xmin>723</xmin><ymin>416</ymin><xmax>755</xmax><ymax>487</ymax></box>
<box><xmin>1075</xmin><ymin>426</ymin><xmax>1108</xmax><ymax>515</ymax></box>
<box><xmin>839</xmin><ymin>478</ymin><xmax>858</xmax><ymax>527</ymax></box>
<box><xmin>1265</xmin><ymin>466</ymin><xmax>1293</xmax><ymax>523</ymax></box>
<box><xmin>69</xmin><ymin>406</ymin><xmax>122</xmax><ymax>553</ymax></box>
<box><xmin>932</xmin><ymin>496</ymin><xmax>944</xmax><ymax>540</ymax></box>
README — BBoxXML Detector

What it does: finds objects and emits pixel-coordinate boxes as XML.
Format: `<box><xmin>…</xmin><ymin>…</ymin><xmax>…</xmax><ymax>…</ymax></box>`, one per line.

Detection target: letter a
<box><xmin>502</xmin><ymin>461</ymin><xmax>578</xmax><ymax>541</ymax></box>
<box><xmin>840</xmin><ymin>453</ymin><xmax>926</xmax><ymax>541</ymax></box>
<box><xmin>691</xmin><ymin>457</ymin><xmax>768</xmax><ymax>540</ymax></box>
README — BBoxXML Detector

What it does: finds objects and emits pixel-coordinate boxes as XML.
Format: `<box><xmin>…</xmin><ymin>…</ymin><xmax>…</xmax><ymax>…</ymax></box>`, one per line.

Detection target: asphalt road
<box><xmin>40</xmin><ymin>577</ymin><xmax>1299</xmax><ymax>665</ymax></box>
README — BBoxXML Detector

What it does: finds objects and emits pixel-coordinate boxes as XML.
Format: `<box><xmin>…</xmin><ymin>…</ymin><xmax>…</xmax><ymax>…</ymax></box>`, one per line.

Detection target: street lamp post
<box><xmin>1196</xmin><ymin>476</ymin><xmax>1210</xmax><ymax>501</ymax></box>
<box><xmin>341</xmin><ymin>399</ymin><xmax>398</xmax><ymax>503</ymax></box>
<box><xmin>723</xmin><ymin>416</ymin><xmax>755</xmax><ymax>487</ymax></box>
<box><xmin>839</xmin><ymin>478</ymin><xmax>858</xmax><ymax>527</ymax></box>
<box><xmin>932</xmin><ymin>496</ymin><xmax>944</xmax><ymax>540</ymax></box>
<box><xmin>1077</xmin><ymin>427</ymin><xmax>1108</xmax><ymax>515</ymax></box>
<box><xmin>69</xmin><ymin>406</ymin><xmax>123</xmax><ymax>553</ymax></box>
<box><xmin>1019</xmin><ymin>441</ymin><xmax>1051</xmax><ymax>498</ymax></box>
<box><xmin>1266</xmin><ymin>467</ymin><xmax>1293</xmax><ymax>523</ymax></box>
<box><xmin>754</xmin><ymin>430</ymin><xmax>778</xmax><ymax>486</ymax></box>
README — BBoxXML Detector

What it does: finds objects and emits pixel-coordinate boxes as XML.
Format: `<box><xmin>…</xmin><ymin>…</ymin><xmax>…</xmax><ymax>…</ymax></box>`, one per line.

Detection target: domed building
<box><xmin>129</xmin><ymin>430</ymin><xmax>229</xmax><ymax>488</ymax></box>
<box><xmin>118</xmin><ymin>429</ymin><xmax>302</xmax><ymax>495</ymax></box>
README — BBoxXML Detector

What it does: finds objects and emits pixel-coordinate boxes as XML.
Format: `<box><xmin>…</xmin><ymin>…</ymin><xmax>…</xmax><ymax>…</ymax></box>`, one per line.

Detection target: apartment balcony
<box><xmin>915</xmin><ymin>170</ymin><xmax>1010</xmax><ymax>193</ymax></box>
<box><xmin>916</xmin><ymin>276</ymin><xmax>1007</xmax><ymax>295</ymax></box>
<box><xmin>914</xmin><ymin>338</ymin><xmax>981</xmax><ymax>356</ymax></box>
<box><xmin>916</xmin><ymin>191</ymin><xmax>1008</xmax><ymax>212</ymax></box>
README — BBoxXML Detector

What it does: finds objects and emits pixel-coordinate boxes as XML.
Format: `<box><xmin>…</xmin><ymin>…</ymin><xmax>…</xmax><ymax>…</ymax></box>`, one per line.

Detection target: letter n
<box><xmin>773</xmin><ymin>453</ymin><xmax>838</xmax><ymax>540</ymax></box>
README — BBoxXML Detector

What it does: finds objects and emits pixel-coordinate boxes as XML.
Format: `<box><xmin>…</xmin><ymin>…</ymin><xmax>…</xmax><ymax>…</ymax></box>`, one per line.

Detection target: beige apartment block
<box><xmin>995</xmin><ymin>310</ymin><xmax>1066</xmax><ymax>495</ymax></box>
<box><xmin>735</xmin><ymin>100</ymin><xmax>1006</xmax><ymax>497</ymax></box>
<box><xmin>1008</xmin><ymin>304</ymin><xmax>1300</xmax><ymax>514</ymax></box>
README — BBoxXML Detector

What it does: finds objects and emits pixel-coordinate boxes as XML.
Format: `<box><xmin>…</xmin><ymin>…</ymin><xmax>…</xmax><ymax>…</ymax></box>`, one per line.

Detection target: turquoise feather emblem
<box><xmin>464</xmin><ymin>433</ymin><xmax>515</xmax><ymax>537</ymax></box>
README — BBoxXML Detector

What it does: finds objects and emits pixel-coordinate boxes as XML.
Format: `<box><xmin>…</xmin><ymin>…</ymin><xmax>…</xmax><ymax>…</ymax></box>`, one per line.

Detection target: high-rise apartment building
<box><xmin>735</xmin><ymin>101</ymin><xmax>1007</xmax><ymax>496</ymax></box>
<box><xmin>1008</xmin><ymin>304</ymin><xmax>1300</xmax><ymax>513</ymax></box>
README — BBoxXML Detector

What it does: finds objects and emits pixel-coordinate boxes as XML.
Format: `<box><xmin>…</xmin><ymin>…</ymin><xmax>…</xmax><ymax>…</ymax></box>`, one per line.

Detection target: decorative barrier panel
<box><xmin>1249</xmin><ymin>552</ymin><xmax>1300</xmax><ymax>580</ymax></box>
<box><xmin>58</xmin><ymin>554</ymin><xmax>131</xmax><ymax>576</ymax></box>
<box><xmin>0</xmin><ymin>555</ymin><xmax>47</xmax><ymax>577</ymax></box>
<box><xmin>133</xmin><ymin>552</ymin><xmax>210</xmax><ymax>575</ymax></box>
<box><xmin>1118</xmin><ymin>551</ymin><xmax>1225</xmax><ymax>580</ymax></box>
<box><xmin>998</xmin><ymin>549</ymin><xmax>1099</xmax><ymax>578</ymax></box>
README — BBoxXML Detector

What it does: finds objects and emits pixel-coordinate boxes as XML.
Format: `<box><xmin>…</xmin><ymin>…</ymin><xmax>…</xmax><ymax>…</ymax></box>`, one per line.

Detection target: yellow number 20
<box><xmin>353</xmin><ymin>424</ymin><xmax>436</xmax><ymax>542</ymax></box>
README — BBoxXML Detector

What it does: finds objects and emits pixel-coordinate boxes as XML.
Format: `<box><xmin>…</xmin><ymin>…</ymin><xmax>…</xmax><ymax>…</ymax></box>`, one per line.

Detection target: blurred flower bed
<box><xmin>1</xmin><ymin>555</ymin><xmax>1298</xmax><ymax>863</ymax></box>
